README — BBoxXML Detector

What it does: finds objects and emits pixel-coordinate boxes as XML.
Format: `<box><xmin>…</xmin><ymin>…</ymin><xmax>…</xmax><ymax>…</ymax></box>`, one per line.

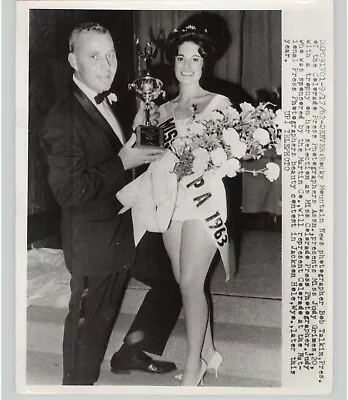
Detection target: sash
<box><xmin>158</xmin><ymin>101</ymin><xmax>231</xmax><ymax>281</ymax></box>
<box><xmin>117</xmin><ymin>101</ymin><xmax>180</xmax><ymax>245</ymax></box>
<box><xmin>181</xmin><ymin>172</ymin><xmax>230</xmax><ymax>281</ymax></box>
<box><xmin>158</xmin><ymin>105</ymin><xmax>179</xmax><ymax>149</ymax></box>
<box><xmin>116</xmin><ymin>150</ymin><xmax>178</xmax><ymax>245</ymax></box>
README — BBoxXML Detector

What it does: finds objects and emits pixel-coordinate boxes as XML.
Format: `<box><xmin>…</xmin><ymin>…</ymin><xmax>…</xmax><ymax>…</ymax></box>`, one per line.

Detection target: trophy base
<box><xmin>135</xmin><ymin>125</ymin><xmax>164</xmax><ymax>148</ymax></box>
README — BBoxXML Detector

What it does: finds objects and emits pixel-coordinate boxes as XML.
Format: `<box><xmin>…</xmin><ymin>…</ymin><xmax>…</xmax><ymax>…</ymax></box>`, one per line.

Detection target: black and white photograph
<box><xmin>15</xmin><ymin>0</ymin><xmax>333</xmax><ymax>396</ymax></box>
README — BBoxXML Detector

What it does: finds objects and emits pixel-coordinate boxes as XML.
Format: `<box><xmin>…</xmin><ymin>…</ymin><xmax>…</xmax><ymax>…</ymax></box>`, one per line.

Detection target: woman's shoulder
<box><xmin>211</xmin><ymin>92</ymin><xmax>231</xmax><ymax>105</ymax></box>
<box><xmin>159</xmin><ymin>99</ymin><xmax>176</xmax><ymax>112</ymax></box>
<box><xmin>203</xmin><ymin>92</ymin><xmax>232</xmax><ymax>113</ymax></box>
<box><xmin>158</xmin><ymin>100</ymin><xmax>176</xmax><ymax>123</ymax></box>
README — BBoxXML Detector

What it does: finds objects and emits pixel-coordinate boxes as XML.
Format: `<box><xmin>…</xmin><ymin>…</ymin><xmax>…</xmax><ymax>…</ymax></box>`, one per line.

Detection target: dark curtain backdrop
<box><xmin>135</xmin><ymin>10</ymin><xmax>281</xmax><ymax>98</ymax></box>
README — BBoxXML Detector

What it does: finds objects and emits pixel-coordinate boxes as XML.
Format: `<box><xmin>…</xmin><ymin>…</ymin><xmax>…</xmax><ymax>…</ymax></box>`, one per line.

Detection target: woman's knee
<box><xmin>179</xmin><ymin>271</ymin><xmax>205</xmax><ymax>297</ymax></box>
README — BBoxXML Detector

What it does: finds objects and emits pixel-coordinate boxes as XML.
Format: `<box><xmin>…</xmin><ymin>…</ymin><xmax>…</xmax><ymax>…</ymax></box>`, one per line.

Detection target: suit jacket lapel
<box><xmin>72</xmin><ymin>83</ymin><xmax>123</xmax><ymax>152</ymax></box>
<box><xmin>109</xmin><ymin>100</ymin><xmax>132</xmax><ymax>142</ymax></box>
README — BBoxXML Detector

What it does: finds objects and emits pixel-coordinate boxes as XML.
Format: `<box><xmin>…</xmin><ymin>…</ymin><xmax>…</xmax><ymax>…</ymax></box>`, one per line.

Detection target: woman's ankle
<box><xmin>184</xmin><ymin>357</ymin><xmax>201</xmax><ymax>372</ymax></box>
<box><xmin>202</xmin><ymin>346</ymin><xmax>216</xmax><ymax>363</ymax></box>
<box><xmin>181</xmin><ymin>359</ymin><xmax>207</xmax><ymax>386</ymax></box>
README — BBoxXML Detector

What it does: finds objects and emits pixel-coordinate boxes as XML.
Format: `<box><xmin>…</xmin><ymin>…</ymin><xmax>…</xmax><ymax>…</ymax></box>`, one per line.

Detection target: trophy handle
<box><xmin>128</xmin><ymin>74</ymin><xmax>166</xmax><ymax>127</ymax></box>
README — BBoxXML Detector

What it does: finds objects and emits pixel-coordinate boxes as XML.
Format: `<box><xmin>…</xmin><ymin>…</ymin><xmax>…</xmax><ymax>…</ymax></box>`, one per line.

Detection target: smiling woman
<box><xmin>174</xmin><ymin>42</ymin><xmax>203</xmax><ymax>85</ymax></box>
<box><xmin>140</xmin><ymin>23</ymin><xmax>235</xmax><ymax>386</ymax></box>
<box><xmin>168</xmin><ymin>36</ymin><xmax>218</xmax><ymax>121</ymax></box>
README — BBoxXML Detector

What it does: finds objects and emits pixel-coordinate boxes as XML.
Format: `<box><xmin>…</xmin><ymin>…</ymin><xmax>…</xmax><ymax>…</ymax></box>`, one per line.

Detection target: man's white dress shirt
<box><xmin>73</xmin><ymin>75</ymin><xmax>125</xmax><ymax>144</ymax></box>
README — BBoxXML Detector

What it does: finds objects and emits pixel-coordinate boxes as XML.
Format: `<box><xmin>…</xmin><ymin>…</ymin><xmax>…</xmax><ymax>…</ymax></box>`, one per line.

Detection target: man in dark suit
<box><xmin>40</xmin><ymin>22</ymin><xmax>182</xmax><ymax>385</ymax></box>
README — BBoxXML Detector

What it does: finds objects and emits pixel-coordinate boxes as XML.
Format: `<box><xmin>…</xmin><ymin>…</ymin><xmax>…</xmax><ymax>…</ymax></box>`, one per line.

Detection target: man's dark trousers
<box><xmin>62</xmin><ymin>270</ymin><xmax>129</xmax><ymax>385</ymax></box>
<box><xmin>62</xmin><ymin>233</ymin><xmax>182</xmax><ymax>384</ymax></box>
<box><xmin>123</xmin><ymin>232</ymin><xmax>182</xmax><ymax>356</ymax></box>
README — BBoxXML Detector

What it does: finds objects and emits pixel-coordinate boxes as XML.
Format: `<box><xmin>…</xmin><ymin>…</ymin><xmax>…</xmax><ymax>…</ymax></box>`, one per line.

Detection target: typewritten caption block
<box><xmin>282</xmin><ymin>32</ymin><xmax>332</xmax><ymax>391</ymax></box>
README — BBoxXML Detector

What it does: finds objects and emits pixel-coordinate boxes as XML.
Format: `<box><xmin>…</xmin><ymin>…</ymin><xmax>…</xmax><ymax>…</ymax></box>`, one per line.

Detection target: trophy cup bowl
<box><xmin>128</xmin><ymin>73</ymin><xmax>165</xmax><ymax>148</ymax></box>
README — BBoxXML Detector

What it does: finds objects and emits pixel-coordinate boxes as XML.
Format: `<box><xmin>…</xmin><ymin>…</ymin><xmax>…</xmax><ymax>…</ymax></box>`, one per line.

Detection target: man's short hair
<box><xmin>69</xmin><ymin>22</ymin><xmax>110</xmax><ymax>52</ymax></box>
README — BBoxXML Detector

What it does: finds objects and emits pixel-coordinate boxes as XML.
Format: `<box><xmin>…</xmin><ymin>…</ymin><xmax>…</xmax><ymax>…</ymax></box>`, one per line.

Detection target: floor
<box><xmin>24</xmin><ymin>229</ymin><xmax>282</xmax><ymax>391</ymax></box>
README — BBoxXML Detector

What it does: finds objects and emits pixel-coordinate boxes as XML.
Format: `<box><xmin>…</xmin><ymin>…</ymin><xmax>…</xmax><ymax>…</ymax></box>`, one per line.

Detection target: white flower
<box><xmin>173</xmin><ymin>101</ymin><xmax>283</xmax><ymax>182</ymax></box>
<box><xmin>264</xmin><ymin>162</ymin><xmax>280</xmax><ymax>182</ymax></box>
<box><xmin>222</xmin><ymin>128</ymin><xmax>247</xmax><ymax>158</ymax></box>
<box><xmin>172</xmin><ymin>137</ymin><xmax>185</xmax><ymax>155</ymax></box>
<box><xmin>192</xmin><ymin>147</ymin><xmax>209</xmax><ymax>159</ymax></box>
<box><xmin>240</xmin><ymin>102</ymin><xmax>255</xmax><ymax>117</ymax></box>
<box><xmin>210</xmin><ymin>147</ymin><xmax>228</xmax><ymax>166</ymax></box>
<box><xmin>224</xmin><ymin>158</ymin><xmax>240</xmax><ymax>178</ymax></box>
<box><xmin>172</xmin><ymin>137</ymin><xmax>182</xmax><ymax>147</ymax></box>
<box><xmin>189</xmin><ymin>121</ymin><xmax>205</xmax><ymax>136</ymax></box>
<box><xmin>230</xmin><ymin>140</ymin><xmax>247</xmax><ymax>159</ymax></box>
<box><xmin>274</xmin><ymin>138</ymin><xmax>282</xmax><ymax>155</ymax></box>
<box><xmin>192</xmin><ymin>158</ymin><xmax>209</xmax><ymax>175</ymax></box>
<box><xmin>222</xmin><ymin>128</ymin><xmax>239</xmax><ymax>145</ymax></box>
<box><xmin>224</xmin><ymin>106</ymin><xmax>240</xmax><ymax>121</ymax></box>
<box><xmin>273</xmin><ymin>109</ymin><xmax>284</xmax><ymax>127</ymax></box>
<box><xmin>182</xmin><ymin>136</ymin><xmax>193</xmax><ymax>147</ymax></box>
<box><xmin>192</xmin><ymin>148</ymin><xmax>210</xmax><ymax>174</ymax></box>
<box><xmin>107</xmin><ymin>92</ymin><xmax>118</xmax><ymax>103</ymax></box>
<box><xmin>210</xmin><ymin>110</ymin><xmax>224</xmax><ymax>121</ymax></box>
<box><xmin>253</xmin><ymin>128</ymin><xmax>270</xmax><ymax>146</ymax></box>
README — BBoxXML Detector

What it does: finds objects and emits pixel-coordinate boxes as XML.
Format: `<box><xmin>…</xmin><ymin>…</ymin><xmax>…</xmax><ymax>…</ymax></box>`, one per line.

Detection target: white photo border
<box><xmin>7</xmin><ymin>0</ymin><xmax>346</xmax><ymax>399</ymax></box>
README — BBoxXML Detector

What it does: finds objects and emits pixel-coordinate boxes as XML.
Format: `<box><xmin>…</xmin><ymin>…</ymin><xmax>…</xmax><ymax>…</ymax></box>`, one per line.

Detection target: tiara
<box><xmin>173</xmin><ymin>25</ymin><xmax>208</xmax><ymax>34</ymax></box>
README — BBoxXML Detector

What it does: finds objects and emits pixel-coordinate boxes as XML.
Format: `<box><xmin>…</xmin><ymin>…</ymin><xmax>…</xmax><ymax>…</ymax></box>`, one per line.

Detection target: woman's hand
<box><xmin>132</xmin><ymin>100</ymin><xmax>160</xmax><ymax>130</ymax></box>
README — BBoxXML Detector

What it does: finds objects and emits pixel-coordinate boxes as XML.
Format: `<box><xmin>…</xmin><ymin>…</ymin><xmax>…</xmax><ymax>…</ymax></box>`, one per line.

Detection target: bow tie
<box><xmin>94</xmin><ymin>90</ymin><xmax>118</xmax><ymax>105</ymax></box>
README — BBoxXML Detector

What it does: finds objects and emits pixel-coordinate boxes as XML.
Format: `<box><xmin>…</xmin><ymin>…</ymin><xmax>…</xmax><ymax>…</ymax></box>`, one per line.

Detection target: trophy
<box><xmin>128</xmin><ymin>41</ymin><xmax>165</xmax><ymax>148</ymax></box>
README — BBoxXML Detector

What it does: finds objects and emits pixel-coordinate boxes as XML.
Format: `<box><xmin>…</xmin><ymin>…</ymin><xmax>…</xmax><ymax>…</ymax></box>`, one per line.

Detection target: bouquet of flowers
<box><xmin>171</xmin><ymin>102</ymin><xmax>283</xmax><ymax>182</ymax></box>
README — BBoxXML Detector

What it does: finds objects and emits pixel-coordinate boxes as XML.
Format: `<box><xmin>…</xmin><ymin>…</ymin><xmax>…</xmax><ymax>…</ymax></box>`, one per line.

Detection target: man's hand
<box><xmin>118</xmin><ymin>133</ymin><xmax>163</xmax><ymax>170</ymax></box>
<box><xmin>132</xmin><ymin>101</ymin><xmax>160</xmax><ymax>129</ymax></box>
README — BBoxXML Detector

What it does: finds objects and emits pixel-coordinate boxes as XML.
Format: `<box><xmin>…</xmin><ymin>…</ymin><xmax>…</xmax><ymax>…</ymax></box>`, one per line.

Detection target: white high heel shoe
<box><xmin>206</xmin><ymin>350</ymin><xmax>223</xmax><ymax>377</ymax></box>
<box><xmin>179</xmin><ymin>359</ymin><xmax>208</xmax><ymax>386</ymax></box>
<box><xmin>175</xmin><ymin>351</ymin><xmax>223</xmax><ymax>380</ymax></box>
<box><xmin>175</xmin><ymin>360</ymin><xmax>207</xmax><ymax>386</ymax></box>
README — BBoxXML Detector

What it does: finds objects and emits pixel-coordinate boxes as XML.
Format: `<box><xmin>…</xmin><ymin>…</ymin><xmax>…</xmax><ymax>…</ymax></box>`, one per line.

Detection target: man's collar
<box><xmin>73</xmin><ymin>75</ymin><xmax>117</xmax><ymax>105</ymax></box>
<box><xmin>73</xmin><ymin>75</ymin><xmax>99</xmax><ymax>105</ymax></box>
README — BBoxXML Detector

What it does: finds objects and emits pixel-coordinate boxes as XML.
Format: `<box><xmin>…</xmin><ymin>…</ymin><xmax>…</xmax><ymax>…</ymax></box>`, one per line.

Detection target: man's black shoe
<box><xmin>110</xmin><ymin>351</ymin><xmax>177</xmax><ymax>374</ymax></box>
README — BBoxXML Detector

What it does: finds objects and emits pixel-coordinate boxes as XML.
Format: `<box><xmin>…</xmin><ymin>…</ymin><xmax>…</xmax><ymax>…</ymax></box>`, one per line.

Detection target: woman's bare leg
<box><xmin>163</xmin><ymin>220</ymin><xmax>217</xmax><ymax>382</ymax></box>
<box><xmin>162</xmin><ymin>221</ymin><xmax>183</xmax><ymax>282</ymax></box>
<box><xmin>201</xmin><ymin>314</ymin><xmax>216</xmax><ymax>365</ymax></box>
<box><xmin>179</xmin><ymin>220</ymin><xmax>216</xmax><ymax>385</ymax></box>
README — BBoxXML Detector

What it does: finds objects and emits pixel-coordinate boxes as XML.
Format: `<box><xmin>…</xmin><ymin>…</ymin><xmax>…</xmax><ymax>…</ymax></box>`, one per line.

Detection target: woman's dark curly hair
<box><xmin>165</xmin><ymin>25</ymin><xmax>216</xmax><ymax>66</ymax></box>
